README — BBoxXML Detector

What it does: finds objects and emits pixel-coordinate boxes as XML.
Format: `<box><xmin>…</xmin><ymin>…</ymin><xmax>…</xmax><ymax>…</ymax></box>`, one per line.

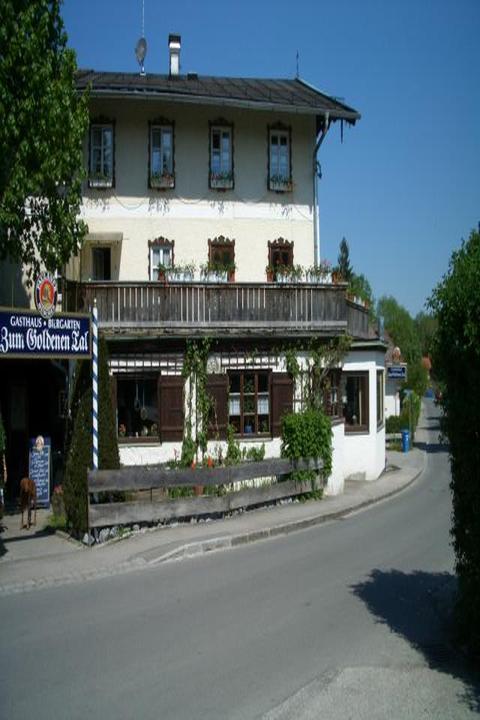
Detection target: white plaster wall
<box><xmin>73</xmin><ymin>99</ymin><xmax>317</xmax><ymax>283</ymax></box>
<box><xmin>341</xmin><ymin>349</ymin><xmax>386</xmax><ymax>481</ymax></box>
<box><xmin>324</xmin><ymin>421</ymin><xmax>345</xmax><ymax>496</ymax></box>
<box><xmin>385</xmin><ymin>377</ymin><xmax>401</xmax><ymax>418</ymax></box>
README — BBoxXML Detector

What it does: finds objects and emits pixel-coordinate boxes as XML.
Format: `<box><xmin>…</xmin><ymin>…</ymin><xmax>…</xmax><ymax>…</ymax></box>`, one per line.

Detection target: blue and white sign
<box><xmin>29</xmin><ymin>436</ymin><xmax>51</xmax><ymax>508</ymax></box>
<box><xmin>0</xmin><ymin>307</ymin><xmax>91</xmax><ymax>359</ymax></box>
<box><xmin>387</xmin><ymin>365</ymin><xmax>407</xmax><ymax>380</ymax></box>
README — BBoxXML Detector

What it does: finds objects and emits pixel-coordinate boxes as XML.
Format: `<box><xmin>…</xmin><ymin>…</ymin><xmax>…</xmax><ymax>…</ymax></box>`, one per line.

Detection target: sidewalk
<box><xmin>0</xmin><ymin>437</ymin><xmax>427</xmax><ymax>596</ymax></box>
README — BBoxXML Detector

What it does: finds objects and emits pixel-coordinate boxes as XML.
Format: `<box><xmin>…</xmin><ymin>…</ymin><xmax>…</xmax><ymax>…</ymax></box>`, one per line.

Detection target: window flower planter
<box><xmin>150</xmin><ymin>174</ymin><xmax>175</xmax><ymax>189</ymax></box>
<box><xmin>168</xmin><ymin>270</ymin><xmax>195</xmax><ymax>283</ymax></box>
<box><xmin>210</xmin><ymin>173</ymin><xmax>234</xmax><ymax>190</ymax></box>
<box><xmin>202</xmin><ymin>271</ymin><xmax>228</xmax><ymax>283</ymax></box>
<box><xmin>89</xmin><ymin>175</ymin><xmax>113</xmax><ymax>189</ymax></box>
<box><xmin>269</xmin><ymin>177</ymin><xmax>293</xmax><ymax>193</ymax></box>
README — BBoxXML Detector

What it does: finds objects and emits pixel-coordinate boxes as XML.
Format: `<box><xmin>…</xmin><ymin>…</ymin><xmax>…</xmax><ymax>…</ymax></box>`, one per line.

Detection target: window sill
<box><xmin>345</xmin><ymin>426</ymin><xmax>370</xmax><ymax>435</ymax></box>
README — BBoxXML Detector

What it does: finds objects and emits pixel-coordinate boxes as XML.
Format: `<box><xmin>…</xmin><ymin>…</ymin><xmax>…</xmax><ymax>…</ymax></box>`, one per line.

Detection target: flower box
<box><xmin>167</xmin><ymin>270</ymin><xmax>195</xmax><ymax>283</ymax></box>
<box><xmin>210</xmin><ymin>175</ymin><xmax>234</xmax><ymax>190</ymax></box>
<box><xmin>150</xmin><ymin>174</ymin><xmax>175</xmax><ymax>189</ymax></box>
<box><xmin>202</xmin><ymin>271</ymin><xmax>228</xmax><ymax>283</ymax></box>
<box><xmin>269</xmin><ymin>178</ymin><xmax>293</xmax><ymax>193</ymax></box>
<box><xmin>89</xmin><ymin>176</ymin><xmax>113</xmax><ymax>189</ymax></box>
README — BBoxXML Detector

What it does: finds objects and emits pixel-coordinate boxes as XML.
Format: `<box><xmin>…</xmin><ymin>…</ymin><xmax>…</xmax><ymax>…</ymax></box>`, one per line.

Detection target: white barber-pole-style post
<box><xmin>92</xmin><ymin>299</ymin><xmax>99</xmax><ymax>471</ymax></box>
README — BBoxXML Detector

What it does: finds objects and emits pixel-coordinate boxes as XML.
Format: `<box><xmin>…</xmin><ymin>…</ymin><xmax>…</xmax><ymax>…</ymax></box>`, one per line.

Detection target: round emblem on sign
<box><xmin>35</xmin><ymin>273</ymin><xmax>57</xmax><ymax>319</ymax></box>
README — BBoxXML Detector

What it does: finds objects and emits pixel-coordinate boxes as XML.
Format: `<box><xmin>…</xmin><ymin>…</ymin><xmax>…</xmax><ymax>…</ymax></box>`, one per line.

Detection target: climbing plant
<box><xmin>181</xmin><ymin>338</ymin><xmax>212</xmax><ymax>463</ymax></box>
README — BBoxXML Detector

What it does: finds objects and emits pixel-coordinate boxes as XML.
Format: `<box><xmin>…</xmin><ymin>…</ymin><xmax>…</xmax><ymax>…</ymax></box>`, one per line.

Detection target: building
<box><xmin>2</xmin><ymin>35</ymin><xmax>387</xmax><ymax>497</ymax></box>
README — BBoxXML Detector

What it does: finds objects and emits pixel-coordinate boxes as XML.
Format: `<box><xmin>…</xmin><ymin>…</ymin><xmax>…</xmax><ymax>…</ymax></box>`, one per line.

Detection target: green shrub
<box><xmin>386</xmin><ymin>415</ymin><xmax>402</xmax><ymax>433</ymax></box>
<box><xmin>281</xmin><ymin>409</ymin><xmax>332</xmax><ymax>488</ymax></box>
<box><xmin>225</xmin><ymin>424</ymin><xmax>242</xmax><ymax>465</ymax></box>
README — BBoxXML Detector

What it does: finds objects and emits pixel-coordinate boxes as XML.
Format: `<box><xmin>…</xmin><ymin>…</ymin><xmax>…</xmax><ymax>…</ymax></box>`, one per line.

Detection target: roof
<box><xmin>76</xmin><ymin>71</ymin><xmax>360</xmax><ymax>123</ymax></box>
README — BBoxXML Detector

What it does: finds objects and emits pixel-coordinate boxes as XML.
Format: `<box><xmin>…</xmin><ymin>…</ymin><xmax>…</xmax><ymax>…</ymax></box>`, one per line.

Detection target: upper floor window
<box><xmin>149</xmin><ymin>237</ymin><xmax>174</xmax><ymax>280</ymax></box>
<box><xmin>210</xmin><ymin>122</ymin><xmax>234</xmax><ymax>189</ymax></box>
<box><xmin>207</xmin><ymin>236</ymin><xmax>235</xmax><ymax>281</ymax></box>
<box><xmin>150</xmin><ymin>121</ymin><xmax>174</xmax><ymax>189</ymax></box>
<box><xmin>89</xmin><ymin>122</ymin><xmax>114</xmax><ymax>188</ymax></box>
<box><xmin>266</xmin><ymin>238</ymin><xmax>294</xmax><ymax>281</ymax></box>
<box><xmin>268</xmin><ymin>125</ymin><xmax>292</xmax><ymax>192</ymax></box>
<box><xmin>91</xmin><ymin>247</ymin><xmax>111</xmax><ymax>281</ymax></box>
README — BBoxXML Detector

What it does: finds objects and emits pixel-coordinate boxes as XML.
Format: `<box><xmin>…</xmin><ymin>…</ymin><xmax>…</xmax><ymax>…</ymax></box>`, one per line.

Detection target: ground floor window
<box><xmin>343</xmin><ymin>371</ymin><xmax>369</xmax><ymax>432</ymax></box>
<box><xmin>228</xmin><ymin>371</ymin><xmax>270</xmax><ymax>436</ymax></box>
<box><xmin>377</xmin><ymin>370</ymin><xmax>384</xmax><ymax>428</ymax></box>
<box><xmin>117</xmin><ymin>373</ymin><xmax>159</xmax><ymax>439</ymax></box>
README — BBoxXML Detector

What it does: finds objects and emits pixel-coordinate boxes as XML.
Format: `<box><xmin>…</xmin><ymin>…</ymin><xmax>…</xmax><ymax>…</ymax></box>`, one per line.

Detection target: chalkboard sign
<box><xmin>29</xmin><ymin>436</ymin><xmax>51</xmax><ymax>508</ymax></box>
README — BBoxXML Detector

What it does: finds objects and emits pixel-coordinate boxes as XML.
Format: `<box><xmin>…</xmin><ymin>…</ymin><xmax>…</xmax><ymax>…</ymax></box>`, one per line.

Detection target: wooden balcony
<box><xmin>63</xmin><ymin>280</ymin><xmax>370</xmax><ymax>339</ymax></box>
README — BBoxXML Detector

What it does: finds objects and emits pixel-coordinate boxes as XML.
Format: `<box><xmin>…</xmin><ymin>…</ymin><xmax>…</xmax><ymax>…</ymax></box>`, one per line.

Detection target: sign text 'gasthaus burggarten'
<box><xmin>0</xmin><ymin>308</ymin><xmax>91</xmax><ymax>359</ymax></box>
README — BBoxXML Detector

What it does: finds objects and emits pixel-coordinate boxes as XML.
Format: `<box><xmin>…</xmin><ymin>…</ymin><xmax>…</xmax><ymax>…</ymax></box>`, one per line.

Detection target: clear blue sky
<box><xmin>62</xmin><ymin>0</ymin><xmax>480</xmax><ymax>317</ymax></box>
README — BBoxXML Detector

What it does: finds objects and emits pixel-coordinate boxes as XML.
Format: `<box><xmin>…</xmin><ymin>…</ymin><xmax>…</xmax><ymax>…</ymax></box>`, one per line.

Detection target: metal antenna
<box><xmin>296</xmin><ymin>50</ymin><xmax>299</xmax><ymax>78</ymax></box>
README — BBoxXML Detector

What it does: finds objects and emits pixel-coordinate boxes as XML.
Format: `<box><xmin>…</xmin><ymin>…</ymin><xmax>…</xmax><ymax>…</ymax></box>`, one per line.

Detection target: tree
<box><xmin>429</xmin><ymin>227</ymin><xmax>480</xmax><ymax>655</ymax></box>
<box><xmin>64</xmin><ymin>336</ymin><xmax>119</xmax><ymax>534</ymax></box>
<box><xmin>0</xmin><ymin>0</ymin><xmax>88</xmax><ymax>281</ymax></box>
<box><xmin>337</xmin><ymin>237</ymin><xmax>353</xmax><ymax>282</ymax></box>
<box><xmin>0</xmin><ymin>409</ymin><xmax>6</xmax><ymax>512</ymax></box>
<box><xmin>414</xmin><ymin>311</ymin><xmax>437</xmax><ymax>358</ymax></box>
<box><xmin>377</xmin><ymin>296</ymin><xmax>421</xmax><ymax>365</ymax></box>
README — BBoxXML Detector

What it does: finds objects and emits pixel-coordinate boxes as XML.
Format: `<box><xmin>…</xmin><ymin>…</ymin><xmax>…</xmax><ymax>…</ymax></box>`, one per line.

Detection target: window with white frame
<box><xmin>269</xmin><ymin>127</ymin><xmax>291</xmax><ymax>189</ymax></box>
<box><xmin>149</xmin><ymin>238</ymin><xmax>174</xmax><ymax>280</ymax></box>
<box><xmin>377</xmin><ymin>370</ymin><xmax>384</xmax><ymax>428</ymax></box>
<box><xmin>342</xmin><ymin>371</ymin><xmax>369</xmax><ymax>433</ymax></box>
<box><xmin>210</xmin><ymin>126</ymin><xmax>233</xmax><ymax>186</ymax></box>
<box><xmin>228</xmin><ymin>371</ymin><xmax>270</xmax><ymax>436</ymax></box>
<box><xmin>89</xmin><ymin>124</ymin><xmax>114</xmax><ymax>186</ymax></box>
<box><xmin>150</xmin><ymin>124</ymin><xmax>174</xmax><ymax>186</ymax></box>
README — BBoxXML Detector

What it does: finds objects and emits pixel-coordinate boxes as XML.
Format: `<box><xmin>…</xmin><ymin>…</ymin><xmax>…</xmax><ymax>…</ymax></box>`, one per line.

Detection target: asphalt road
<box><xmin>1</xmin><ymin>401</ymin><xmax>478</xmax><ymax>719</ymax></box>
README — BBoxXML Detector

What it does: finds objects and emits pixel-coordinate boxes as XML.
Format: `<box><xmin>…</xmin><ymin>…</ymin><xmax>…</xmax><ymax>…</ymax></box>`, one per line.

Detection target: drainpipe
<box><xmin>313</xmin><ymin>112</ymin><xmax>330</xmax><ymax>266</ymax></box>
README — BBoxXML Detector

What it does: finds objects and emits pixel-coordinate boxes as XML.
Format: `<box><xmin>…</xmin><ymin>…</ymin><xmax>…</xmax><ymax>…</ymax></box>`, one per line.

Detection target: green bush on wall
<box><xmin>281</xmin><ymin>409</ymin><xmax>332</xmax><ymax>488</ymax></box>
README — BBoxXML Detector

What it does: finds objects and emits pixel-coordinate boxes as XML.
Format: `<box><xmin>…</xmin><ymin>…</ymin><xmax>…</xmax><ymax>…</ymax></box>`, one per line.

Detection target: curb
<box><xmin>143</xmin><ymin>459</ymin><xmax>426</xmax><ymax>566</ymax></box>
<box><xmin>0</xmin><ymin>453</ymin><xmax>427</xmax><ymax>596</ymax></box>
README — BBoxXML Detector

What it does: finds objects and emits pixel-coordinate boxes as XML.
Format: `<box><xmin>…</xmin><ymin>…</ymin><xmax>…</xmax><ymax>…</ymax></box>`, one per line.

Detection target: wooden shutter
<box><xmin>206</xmin><ymin>374</ymin><xmax>228</xmax><ymax>439</ymax></box>
<box><xmin>159</xmin><ymin>376</ymin><xmax>184</xmax><ymax>441</ymax></box>
<box><xmin>110</xmin><ymin>374</ymin><xmax>118</xmax><ymax>429</ymax></box>
<box><xmin>271</xmin><ymin>373</ymin><xmax>293</xmax><ymax>437</ymax></box>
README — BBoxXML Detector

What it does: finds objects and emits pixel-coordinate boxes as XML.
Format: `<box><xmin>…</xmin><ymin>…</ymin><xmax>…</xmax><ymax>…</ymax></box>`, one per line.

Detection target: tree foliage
<box><xmin>414</xmin><ymin>311</ymin><xmax>437</xmax><ymax>358</ymax></box>
<box><xmin>337</xmin><ymin>237</ymin><xmax>353</xmax><ymax>282</ymax></box>
<box><xmin>0</xmin><ymin>0</ymin><xmax>88</xmax><ymax>280</ymax></box>
<box><xmin>429</xmin><ymin>228</ymin><xmax>480</xmax><ymax>655</ymax></box>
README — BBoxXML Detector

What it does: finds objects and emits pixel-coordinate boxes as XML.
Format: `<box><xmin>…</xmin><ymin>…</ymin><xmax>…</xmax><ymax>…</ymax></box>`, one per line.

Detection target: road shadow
<box><xmin>414</xmin><ymin>440</ymin><xmax>449</xmax><ymax>454</ymax></box>
<box><xmin>351</xmin><ymin>569</ymin><xmax>480</xmax><ymax>712</ymax></box>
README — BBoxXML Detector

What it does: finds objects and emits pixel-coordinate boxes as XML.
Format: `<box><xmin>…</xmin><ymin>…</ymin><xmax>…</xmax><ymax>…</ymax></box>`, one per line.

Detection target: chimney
<box><xmin>168</xmin><ymin>34</ymin><xmax>181</xmax><ymax>76</ymax></box>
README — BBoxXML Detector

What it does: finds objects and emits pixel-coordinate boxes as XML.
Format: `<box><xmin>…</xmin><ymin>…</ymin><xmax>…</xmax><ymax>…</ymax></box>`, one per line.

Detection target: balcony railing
<box><xmin>63</xmin><ymin>280</ymin><xmax>370</xmax><ymax>339</ymax></box>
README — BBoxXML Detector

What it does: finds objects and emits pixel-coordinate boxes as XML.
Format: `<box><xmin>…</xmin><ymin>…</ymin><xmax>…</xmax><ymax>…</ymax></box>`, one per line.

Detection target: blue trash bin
<box><xmin>401</xmin><ymin>429</ymin><xmax>410</xmax><ymax>453</ymax></box>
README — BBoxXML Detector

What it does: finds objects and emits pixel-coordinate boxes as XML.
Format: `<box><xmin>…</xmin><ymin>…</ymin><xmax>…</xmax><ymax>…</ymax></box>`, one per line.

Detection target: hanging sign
<box><xmin>387</xmin><ymin>364</ymin><xmax>407</xmax><ymax>380</ymax></box>
<box><xmin>0</xmin><ymin>307</ymin><xmax>91</xmax><ymax>359</ymax></box>
<box><xmin>29</xmin><ymin>436</ymin><xmax>51</xmax><ymax>508</ymax></box>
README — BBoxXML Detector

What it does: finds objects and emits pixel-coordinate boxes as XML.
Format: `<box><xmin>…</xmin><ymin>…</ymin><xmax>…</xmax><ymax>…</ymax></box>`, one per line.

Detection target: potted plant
<box><xmin>200</xmin><ymin>260</ymin><xmax>235</xmax><ymax>283</ymax></box>
<box><xmin>265</xmin><ymin>264</ymin><xmax>275</xmax><ymax>282</ymax></box>
<box><xmin>276</xmin><ymin>264</ymin><xmax>304</xmax><ymax>283</ymax></box>
<box><xmin>89</xmin><ymin>171</ymin><xmax>113</xmax><ymax>189</ymax></box>
<box><xmin>150</xmin><ymin>170</ymin><xmax>175</xmax><ymax>189</ymax></box>
<box><xmin>210</xmin><ymin>171</ymin><xmax>234</xmax><ymax>190</ymax></box>
<box><xmin>306</xmin><ymin>260</ymin><xmax>332</xmax><ymax>284</ymax></box>
<box><xmin>168</xmin><ymin>262</ymin><xmax>196</xmax><ymax>282</ymax></box>
<box><xmin>269</xmin><ymin>174</ymin><xmax>293</xmax><ymax>192</ymax></box>
<box><xmin>156</xmin><ymin>263</ymin><xmax>170</xmax><ymax>283</ymax></box>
